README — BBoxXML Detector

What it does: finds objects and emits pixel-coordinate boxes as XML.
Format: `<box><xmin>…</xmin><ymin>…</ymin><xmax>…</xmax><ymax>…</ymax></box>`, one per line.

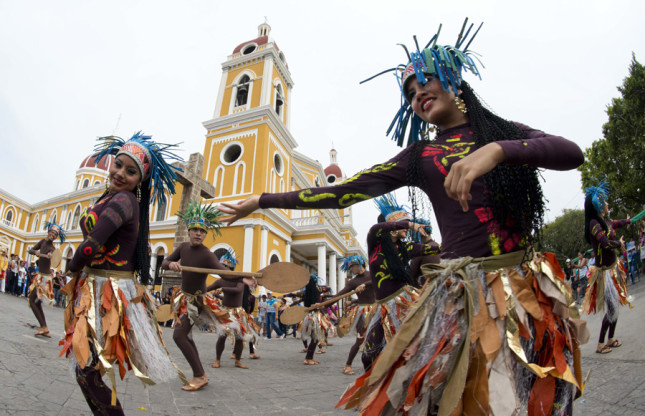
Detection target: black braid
<box><xmin>135</xmin><ymin>180</ymin><xmax>151</xmax><ymax>285</ymax></box>
<box><xmin>404</xmin><ymin>81</ymin><xmax>545</xmax><ymax>245</ymax></box>
<box><xmin>378</xmin><ymin>231</ymin><xmax>414</xmax><ymax>286</ymax></box>
<box><xmin>303</xmin><ymin>279</ymin><xmax>319</xmax><ymax>307</ymax></box>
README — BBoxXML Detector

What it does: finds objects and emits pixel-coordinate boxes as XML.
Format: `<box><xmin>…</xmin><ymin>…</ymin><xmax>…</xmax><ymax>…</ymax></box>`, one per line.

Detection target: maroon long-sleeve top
<box><xmin>590</xmin><ymin>218</ymin><xmax>630</xmax><ymax>267</ymax></box>
<box><xmin>68</xmin><ymin>191</ymin><xmax>138</xmax><ymax>273</ymax></box>
<box><xmin>260</xmin><ymin>123</ymin><xmax>584</xmax><ymax>259</ymax></box>
<box><xmin>29</xmin><ymin>239</ymin><xmax>56</xmax><ymax>273</ymax></box>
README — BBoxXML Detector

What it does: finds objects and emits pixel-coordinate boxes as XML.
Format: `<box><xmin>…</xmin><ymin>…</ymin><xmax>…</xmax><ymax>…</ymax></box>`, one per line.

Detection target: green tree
<box><xmin>538</xmin><ymin>209</ymin><xmax>590</xmax><ymax>264</ymax></box>
<box><xmin>578</xmin><ymin>54</ymin><xmax>645</xmax><ymax>219</ymax></box>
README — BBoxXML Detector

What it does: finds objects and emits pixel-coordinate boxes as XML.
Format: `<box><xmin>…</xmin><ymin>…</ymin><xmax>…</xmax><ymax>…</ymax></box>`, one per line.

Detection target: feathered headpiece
<box><xmin>45</xmin><ymin>220</ymin><xmax>66</xmax><ymax>243</ymax></box>
<box><xmin>374</xmin><ymin>193</ymin><xmax>411</xmax><ymax>223</ymax></box>
<box><xmin>219</xmin><ymin>248</ymin><xmax>238</xmax><ymax>269</ymax></box>
<box><xmin>176</xmin><ymin>200</ymin><xmax>223</xmax><ymax>235</ymax></box>
<box><xmin>93</xmin><ymin>131</ymin><xmax>183</xmax><ymax>206</ymax></box>
<box><xmin>584</xmin><ymin>180</ymin><xmax>609</xmax><ymax>215</ymax></box>
<box><xmin>361</xmin><ymin>18</ymin><xmax>483</xmax><ymax>148</ymax></box>
<box><xmin>340</xmin><ymin>255</ymin><xmax>367</xmax><ymax>272</ymax></box>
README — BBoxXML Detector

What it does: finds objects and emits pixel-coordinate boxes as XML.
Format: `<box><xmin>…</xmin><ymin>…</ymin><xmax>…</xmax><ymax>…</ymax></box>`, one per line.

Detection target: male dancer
<box><xmin>162</xmin><ymin>201</ymin><xmax>252</xmax><ymax>391</ymax></box>
<box><xmin>28</xmin><ymin>221</ymin><xmax>64</xmax><ymax>337</ymax></box>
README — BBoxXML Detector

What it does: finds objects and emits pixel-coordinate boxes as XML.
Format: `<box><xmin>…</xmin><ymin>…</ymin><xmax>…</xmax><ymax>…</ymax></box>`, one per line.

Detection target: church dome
<box><xmin>324</xmin><ymin>148</ymin><xmax>342</xmax><ymax>184</ymax></box>
<box><xmin>78</xmin><ymin>154</ymin><xmax>113</xmax><ymax>171</ymax></box>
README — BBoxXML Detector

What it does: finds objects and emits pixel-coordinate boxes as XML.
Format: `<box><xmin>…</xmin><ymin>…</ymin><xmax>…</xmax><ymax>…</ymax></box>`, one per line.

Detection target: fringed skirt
<box><xmin>582</xmin><ymin>262</ymin><xmax>632</xmax><ymax>322</ymax></box>
<box><xmin>29</xmin><ymin>272</ymin><xmax>54</xmax><ymax>302</ymax></box>
<box><xmin>338</xmin><ymin>304</ymin><xmax>376</xmax><ymax>338</ymax></box>
<box><xmin>337</xmin><ymin>252</ymin><xmax>589</xmax><ymax>416</ymax></box>
<box><xmin>60</xmin><ymin>268</ymin><xmax>186</xmax><ymax>404</ymax></box>
<box><xmin>217</xmin><ymin>305</ymin><xmax>261</xmax><ymax>344</ymax></box>
<box><xmin>301</xmin><ymin>310</ymin><xmax>333</xmax><ymax>345</ymax></box>
<box><xmin>171</xmin><ymin>288</ymin><xmax>229</xmax><ymax>333</ymax></box>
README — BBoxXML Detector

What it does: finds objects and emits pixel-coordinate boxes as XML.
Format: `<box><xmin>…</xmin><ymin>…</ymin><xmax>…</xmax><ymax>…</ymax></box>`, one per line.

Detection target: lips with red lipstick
<box><xmin>111</xmin><ymin>176</ymin><xmax>125</xmax><ymax>187</ymax></box>
<box><xmin>421</xmin><ymin>97</ymin><xmax>436</xmax><ymax>111</ymax></box>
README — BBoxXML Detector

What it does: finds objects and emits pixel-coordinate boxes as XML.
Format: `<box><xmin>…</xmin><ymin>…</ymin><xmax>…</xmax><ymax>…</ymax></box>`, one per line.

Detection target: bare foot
<box><xmin>211</xmin><ymin>360</ymin><xmax>221</xmax><ymax>368</ymax></box>
<box><xmin>34</xmin><ymin>327</ymin><xmax>51</xmax><ymax>337</ymax></box>
<box><xmin>230</xmin><ymin>353</ymin><xmax>236</xmax><ymax>359</ymax></box>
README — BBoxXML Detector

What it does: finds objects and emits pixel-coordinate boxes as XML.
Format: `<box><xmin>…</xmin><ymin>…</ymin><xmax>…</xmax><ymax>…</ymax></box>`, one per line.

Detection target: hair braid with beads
<box><xmin>404</xmin><ymin>81</ymin><xmax>545</xmax><ymax>245</ymax></box>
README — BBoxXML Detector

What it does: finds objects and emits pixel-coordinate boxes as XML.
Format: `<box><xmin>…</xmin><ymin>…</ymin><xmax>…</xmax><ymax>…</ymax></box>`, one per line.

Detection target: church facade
<box><xmin>0</xmin><ymin>22</ymin><xmax>365</xmax><ymax>294</ymax></box>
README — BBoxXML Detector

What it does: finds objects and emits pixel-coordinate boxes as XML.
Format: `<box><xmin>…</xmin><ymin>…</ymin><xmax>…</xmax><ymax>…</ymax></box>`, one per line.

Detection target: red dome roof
<box><xmin>79</xmin><ymin>154</ymin><xmax>113</xmax><ymax>171</ymax></box>
<box><xmin>324</xmin><ymin>164</ymin><xmax>342</xmax><ymax>178</ymax></box>
<box><xmin>232</xmin><ymin>36</ymin><xmax>280</xmax><ymax>54</ymax></box>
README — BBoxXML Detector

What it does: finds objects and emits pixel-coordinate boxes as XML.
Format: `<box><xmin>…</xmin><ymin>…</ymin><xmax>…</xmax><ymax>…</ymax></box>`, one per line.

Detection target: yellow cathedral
<box><xmin>0</xmin><ymin>22</ymin><xmax>365</xmax><ymax>295</ymax></box>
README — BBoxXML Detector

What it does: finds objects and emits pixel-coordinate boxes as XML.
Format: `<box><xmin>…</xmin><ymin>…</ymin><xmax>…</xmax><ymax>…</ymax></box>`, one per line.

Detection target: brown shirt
<box><xmin>29</xmin><ymin>239</ymin><xmax>56</xmax><ymax>273</ymax></box>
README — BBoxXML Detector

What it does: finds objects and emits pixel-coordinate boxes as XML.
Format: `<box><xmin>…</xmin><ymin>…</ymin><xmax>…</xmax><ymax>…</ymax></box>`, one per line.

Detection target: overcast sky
<box><xmin>1</xmin><ymin>0</ymin><xmax>644</xmax><ymax>250</ymax></box>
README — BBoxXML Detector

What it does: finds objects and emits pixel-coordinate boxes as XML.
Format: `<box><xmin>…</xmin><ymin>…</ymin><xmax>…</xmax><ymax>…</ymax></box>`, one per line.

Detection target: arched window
<box><xmin>155</xmin><ymin>199</ymin><xmax>167</xmax><ymax>222</ymax></box>
<box><xmin>234</xmin><ymin>162</ymin><xmax>246</xmax><ymax>195</ymax></box>
<box><xmin>32</xmin><ymin>214</ymin><xmax>40</xmax><ymax>232</ymax></box>
<box><xmin>269</xmin><ymin>254</ymin><xmax>280</xmax><ymax>264</ymax></box>
<box><xmin>235</xmin><ymin>75</ymin><xmax>250</xmax><ymax>107</ymax></box>
<box><xmin>66</xmin><ymin>212</ymin><xmax>72</xmax><ymax>229</ymax></box>
<box><xmin>4</xmin><ymin>209</ymin><xmax>13</xmax><ymax>226</ymax></box>
<box><xmin>50</xmin><ymin>212</ymin><xmax>57</xmax><ymax>226</ymax></box>
<box><xmin>71</xmin><ymin>206</ymin><xmax>81</xmax><ymax>230</ymax></box>
<box><xmin>94</xmin><ymin>180</ymin><xmax>101</xmax><ymax>186</ymax></box>
<box><xmin>274</xmin><ymin>84</ymin><xmax>284</xmax><ymax>116</ymax></box>
<box><xmin>82</xmin><ymin>179</ymin><xmax>90</xmax><ymax>188</ymax></box>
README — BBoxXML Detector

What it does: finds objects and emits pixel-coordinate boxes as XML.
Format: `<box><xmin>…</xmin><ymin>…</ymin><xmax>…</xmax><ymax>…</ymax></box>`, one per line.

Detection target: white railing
<box><xmin>1</xmin><ymin>219</ymin><xmax>13</xmax><ymax>228</ymax></box>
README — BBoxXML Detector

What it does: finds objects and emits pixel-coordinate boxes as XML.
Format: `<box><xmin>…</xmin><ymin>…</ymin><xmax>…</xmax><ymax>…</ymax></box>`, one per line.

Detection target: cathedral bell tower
<box><xmin>202</xmin><ymin>22</ymin><xmax>295</xmax><ymax>202</ymax></box>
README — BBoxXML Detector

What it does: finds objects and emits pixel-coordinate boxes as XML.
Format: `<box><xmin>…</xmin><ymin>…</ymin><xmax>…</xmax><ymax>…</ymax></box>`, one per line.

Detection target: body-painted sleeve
<box><xmin>496</xmin><ymin>122</ymin><xmax>584</xmax><ymax>170</ymax></box>
<box><xmin>68</xmin><ymin>192</ymin><xmax>136</xmax><ymax>273</ymax></box>
<box><xmin>590</xmin><ymin>220</ymin><xmax>621</xmax><ymax>249</ymax></box>
<box><xmin>406</xmin><ymin>241</ymin><xmax>441</xmax><ymax>258</ymax></box>
<box><xmin>259</xmin><ymin>147</ymin><xmax>415</xmax><ymax>210</ymax></box>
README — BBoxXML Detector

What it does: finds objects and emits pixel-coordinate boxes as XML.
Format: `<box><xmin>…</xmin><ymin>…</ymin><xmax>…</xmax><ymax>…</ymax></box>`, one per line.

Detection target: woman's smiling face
<box><xmin>109</xmin><ymin>154</ymin><xmax>142</xmax><ymax>193</ymax></box>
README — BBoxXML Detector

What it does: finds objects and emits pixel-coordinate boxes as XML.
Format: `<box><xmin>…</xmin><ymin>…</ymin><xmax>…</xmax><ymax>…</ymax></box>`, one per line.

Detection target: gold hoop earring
<box><xmin>105</xmin><ymin>179</ymin><xmax>110</xmax><ymax>191</ymax></box>
<box><xmin>454</xmin><ymin>96</ymin><xmax>467</xmax><ymax>114</ymax></box>
<box><xmin>422</xmin><ymin>125</ymin><xmax>436</xmax><ymax>140</ymax></box>
<box><xmin>136</xmin><ymin>184</ymin><xmax>142</xmax><ymax>203</ymax></box>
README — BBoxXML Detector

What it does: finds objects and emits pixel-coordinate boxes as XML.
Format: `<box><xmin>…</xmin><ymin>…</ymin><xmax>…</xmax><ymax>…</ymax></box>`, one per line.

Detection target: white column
<box><xmin>243</xmin><ymin>225</ymin><xmax>254</xmax><ymax>272</ymax></box>
<box><xmin>285</xmin><ymin>241</ymin><xmax>291</xmax><ymax>262</ymax></box>
<box><xmin>150</xmin><ymin>254</ymin><xmax>158</xmax><ymax>284</ymax></box>
<box><xmin>260</xmin><ymin>226</ymin><xmax>269</xmax><ymax>268</ymax></box>
<box><xmin>329</xmin><ymin>252</ymin><xmax>337</xmax><ymax>294</ymax></box>
<box><xmin>337</xmin><ymin>262</ymin><xmax>345</xmax><ymax>292</ymax></box>
<box><xmin>317</xmin><ymin>244</ymin><xmax>327</xmax><ymax>285</ymax></box>
<box><xmin>261</xmin><ymin>57</ymin><xmax>274</xmax><ymax>106</ymax></box>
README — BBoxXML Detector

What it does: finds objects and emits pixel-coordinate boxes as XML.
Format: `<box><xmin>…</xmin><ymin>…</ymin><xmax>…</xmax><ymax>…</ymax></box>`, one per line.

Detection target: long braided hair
<box><xmin>584</xmin><ymin>194</ymin><xmax>607</xmax><ymax>244</ymax></box>
<box><xmin>376</xmin><ymin>214</ymin><xmax>415</xmax><ymax>286</ymax></box>
<box><xmin>404</xmin><ymin>81</ymin><xmax>545</xmax><ymax>245</ymax></box>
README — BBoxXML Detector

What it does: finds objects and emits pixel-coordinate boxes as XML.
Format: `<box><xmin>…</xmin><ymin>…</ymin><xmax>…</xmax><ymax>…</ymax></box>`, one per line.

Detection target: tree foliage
<box><xmin>578</xmin><ymin>54</ymin><xmax>645</xmax><ymax>219</ymax></box>
<box><xmin>538</xmin><ymin>209</ymin><xmax>590</xmax><ymax>263</ymax></box>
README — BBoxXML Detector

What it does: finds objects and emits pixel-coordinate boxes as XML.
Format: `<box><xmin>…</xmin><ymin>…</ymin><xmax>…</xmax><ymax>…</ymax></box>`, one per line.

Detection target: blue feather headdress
<box><xmin>584</xmin><ymin>180</ymin><xmax>609</xmax><ymax>215</ymax></box>
<box><xmin>93</xmin><ymin>131</ymin><xmax>183</xmax><ymax>206</ymax></box>
<box><xmin>45</xmin><ymin>220</ymin><xmax>66</xmax><ymax>243</ymax></box>
<box><xmin>219</xmin><ymin>248</ymin><xmax>238</xmax><ymax>269</ymax></box>
<box><xmin>374</xmin><ymin>193</ymin><xmax>411</xmax><ymax>223</ymax></box>
<box><xmin>361</xmin><ymin>18</ymin><xmax>484</xmax><ymax>148</ymax></box>
<box><xmin>340</xmin><ymin>255</ymin><xmax>366</xmax><ymax>272</ymax></box>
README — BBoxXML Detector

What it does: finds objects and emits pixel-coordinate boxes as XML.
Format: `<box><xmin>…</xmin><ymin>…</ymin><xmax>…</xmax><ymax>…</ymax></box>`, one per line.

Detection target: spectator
<box><xmin>0</xmin><ymin>250</ymin><xmax>7</xmax><ymax>293</ymax></box>
<box><xmin>26</xmin><ymin>262</ymin><xmax>37</xmax><ymax>297</ymax></box>
<box><xmin>53</xmin><ymin>272</ymin><xmax>63</xmax><ymax>307</ymax></box>
<box><xmin>257</xmin><ymin>295</ymin><xmax>267</xmax><ymax>335</ymax></box>
<box><xmin>265</xmin><ymin>292</ymin><xmax>285</xmax><ymax>339</ymax></box>
<box><xmin>574</xmin><ymin>251</ymin><xmax>588</xmax><ymax>300</ymax></box>
<box><xmin>7</xmin><ymin>255</ymin><xmax>18</xmax><ymax>296</ymax></box>
<box><xmin>17</xmin><ymin>261</ymin><xmax>27</xmax><ymax>297</ymax></box>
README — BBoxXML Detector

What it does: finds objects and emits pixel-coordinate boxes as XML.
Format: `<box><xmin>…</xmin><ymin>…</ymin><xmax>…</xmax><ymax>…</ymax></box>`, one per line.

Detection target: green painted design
<box><xmin>339</xmin><ymin>162</ymin><xmax>398</xmax><ymax>185</ymax></box>
<box><xmin>339</xmin><ymin>193</ymin><xmax>372</xmax><ymax>207</ymax></box>
<box><xmin>298</xmin><ymin>189</ymin><xmax>336</xmax><ymax>203</ymax></box>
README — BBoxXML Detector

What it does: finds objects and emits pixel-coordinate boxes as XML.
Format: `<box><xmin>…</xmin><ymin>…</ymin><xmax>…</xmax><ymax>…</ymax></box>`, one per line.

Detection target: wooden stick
<box><xmin>308</xmin><ymin>289</ymin><xmax>358</xmax><ymax>311</ymax></box>
<box><xmin>179</xmin><ymin>265</ymin><xmax>262</xmax><ymax>278</ymax></box>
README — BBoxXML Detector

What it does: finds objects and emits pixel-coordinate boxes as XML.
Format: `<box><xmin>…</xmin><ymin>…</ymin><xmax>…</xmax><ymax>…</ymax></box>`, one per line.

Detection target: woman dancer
<box><xmin>298</xmin><ymin>274</ymin><xmax>333</xmax><ymax>365</ymax></box>
<box><xmin>60</xmin><ymin>132</ymin><xmax>184</xmax><ymax>415</ymax></box>
<box><xmin>331</xmin><ymin>255</ymin><xmax>375</xmax><ymax>375</ymax></box>
<box><xmin>581</xmin><ymin>182</ymin><xmax>632</xmax><ymax>354</ymax></box>
<box><xmin>162</xmin><ymin>201</ymin><xmax>250</xmax><ymax>390</ymax></box>
<box><xmin>28</xmin><ymin>221</ymin><xmax>65</xmax><ymax>337</ymax></box>
<box><xmin>221</xmin><ymin>19</ymin><xmax>586</xmax><ymax>415</ymax></box>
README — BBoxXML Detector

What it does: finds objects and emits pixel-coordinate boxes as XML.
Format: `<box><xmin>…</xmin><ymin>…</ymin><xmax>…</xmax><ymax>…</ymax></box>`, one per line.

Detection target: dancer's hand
<box><xmin>219</xmin><ymin>195</ymin><xmax>261</xmax><ymax>226</ymax></box>
<box><xmin>356</xmin><ymin>284</ymin><xmax>366</xmax><ymax>293</ymax></box>
<box><xmin>620</xmin><ymin>236</ymin><xmax>626</xmax><ymax>252</ymax></box>
<box><xmin>444</xmin><ymin>143</ymin><xmax>505</xmax><ymax>212</ymax></box>
<box><xmin>408</xmin><ymin>222</ymin><xmax>429</xmax><ymax>238</ymax></box>
<box><xmin>243</xmin><ymin>277</ymin><xmax>257</xmax><ymax>288</ymax></box>
<box><xmin>169</xmin><ymin>261</ymin><xmax>182</xmax><ymax>272</ymax></box>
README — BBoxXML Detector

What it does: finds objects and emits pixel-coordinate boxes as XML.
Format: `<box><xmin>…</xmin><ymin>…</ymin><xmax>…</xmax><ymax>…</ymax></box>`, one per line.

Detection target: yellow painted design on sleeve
<box><xmin>298</xmin><ymin>189</ymin><xmax>336</xmax><ymax>203</ymax></box>
<box><xmin>339</xmin><ymin>193</ymin><xmax>372</xmax><ymax>207</ymax></box>
<box><xmin>489</xmin><ymin>233</ymin><xmax>502</xmax><ymax>256</ymax></box>
<box><xmin>339</xmin><ymin>162</ymin><xmax>398</xmax><ymax>185</ymax></box>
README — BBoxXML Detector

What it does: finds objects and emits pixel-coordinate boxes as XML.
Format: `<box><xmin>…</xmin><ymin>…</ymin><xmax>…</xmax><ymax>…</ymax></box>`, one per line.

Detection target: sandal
<box><xmin>234</xmin><ymin>361</ymin><xmax>248</xmax><ymax>369</ymax></box>
<box><xmin>595</xmin><ymin>345</ymin><xmax>612</xmax><ymax>354</ymax></box>
<box><xmin>182</xmin><ymin>377</ymin><xmax>208</xmax><ymax>391</ymax></box>
<box><xmin>607</xmin><ymin>339</ymin><xmax>622</xmax><ymax>348</ymax></box>
<box><xmin>230</xmin><ymin>354</ymin><xmax>236</xmax><ymax>359</ymax></box>
<box><xmin>342</xmin><ymin>367</ymin><xmax>355</xmax><ymax>375</ymax></box>
<box><xmin>34</xmin><ymin>330</ymin><xmax>51</xmax><ymax>338</ymax></box>
<box><xmin>304</xmin><ymin>359</ymin><xmax>320</xmax><ymax>365</ymax></box>
<box><xmin>211</xmin><ymin>361</ymin><xmax>221</xmax><ymax>368</ymax></box>
<box><xmin>300</xmin><ymin>348</ymin><xmax>308</xmax><ymax>353</ymax></box>
<box><xmin>316</xmin><ymin>349</ymin><xmax>326</xmax><ymax>354</ymax></box>
<box><xmin>249</xmin><ymin>354</ymin><xmax>261</xmax><ymax>359</ymax></box>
